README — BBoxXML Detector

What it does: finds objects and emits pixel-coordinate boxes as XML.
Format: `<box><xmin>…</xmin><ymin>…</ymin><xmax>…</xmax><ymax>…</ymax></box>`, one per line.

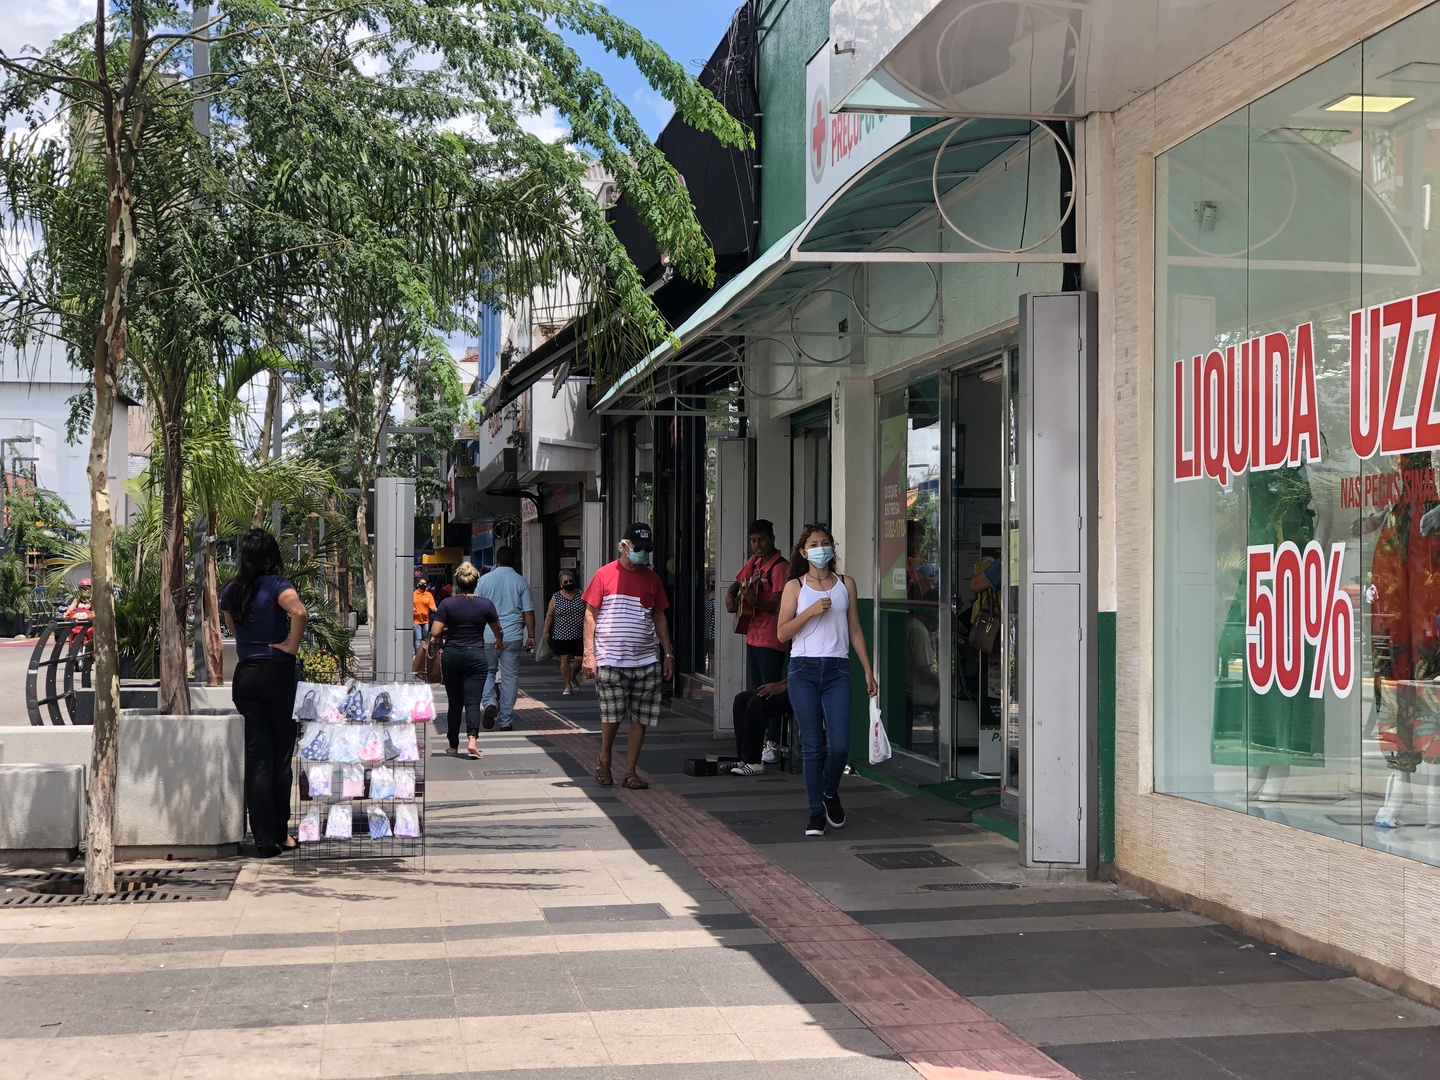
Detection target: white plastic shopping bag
<box><xmin>868</xmin><ymin>695</ymin><xmax>892</xmax><ymax>765</ymax></box>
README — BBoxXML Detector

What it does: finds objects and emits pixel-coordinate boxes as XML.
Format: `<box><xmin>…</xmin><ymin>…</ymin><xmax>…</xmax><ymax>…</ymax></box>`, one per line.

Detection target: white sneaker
<box><xmin>730</xmin><ymin>762</ymin><xmax>765</xmax><ymax>776</ymax></box>
<box><xmin>761</xmin><ymin>741</ymin><xmax>780</xmax><ymax>764</ymax></box>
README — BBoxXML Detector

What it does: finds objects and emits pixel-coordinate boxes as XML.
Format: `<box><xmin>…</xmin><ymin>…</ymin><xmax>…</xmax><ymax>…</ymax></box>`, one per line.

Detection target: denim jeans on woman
<box><xmin>785</xmin><ymin>656</ymin><xmax>851</xmax><ymax>815</ymax></box>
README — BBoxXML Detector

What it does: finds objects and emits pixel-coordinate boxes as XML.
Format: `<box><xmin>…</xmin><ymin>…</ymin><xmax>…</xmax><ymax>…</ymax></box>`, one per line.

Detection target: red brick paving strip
<box><xmin>515</xmin><ymin>698</ymin><xmax>1078</xmax><ymax>1080</ymax></box>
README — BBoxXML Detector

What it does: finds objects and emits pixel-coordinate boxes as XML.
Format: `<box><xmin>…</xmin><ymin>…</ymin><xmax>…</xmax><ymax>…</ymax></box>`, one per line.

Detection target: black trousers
<box><xmin>442</xmin><ymin>645</ymin><xmax>490</xmax><ymax>747</ymax></box>
<box><xmin>732</xmin><ymin>689</ymin><xmax>792</xmax><ymax>764</ymax></box>
<box><xmin>746</xmin><ymin>645</ymin><xmax>787</xmax><ymax>743</ymax></box>
<box><xmin>232</xmin><ymin>656</ymin><xmax>299</xmax><ymax>849</ymax></box>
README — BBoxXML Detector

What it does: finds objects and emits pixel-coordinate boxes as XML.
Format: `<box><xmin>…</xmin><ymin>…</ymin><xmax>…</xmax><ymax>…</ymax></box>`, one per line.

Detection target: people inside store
<box><xmin>777</xmin><ymin>524</ymin><xmax>878</xmax><ymax>837</ymax></box>
<box><xmin>412</xmin><ymin>573</ymin><xmax>436</xmax><ymax>653</ymax></box>
<box><xmin>725</xmin><ymin>518</ymin><xmax>791</xmax><ymax>763</ymax></box>
<box><xmin>906</xmin><ymin>605</ymin><xmax>941</xmax><ymax>709</ymax></box>
<box><xmin>729</xmin><ymin>678</ymin><xmax>791</xmax><ymax>776</ymax></box>
<box><xmin>222</xmin><ymin>527</ymin><xmax>308</xmax><ymax>858</ymax></box>
<box><xmin>477</xmin><ymin>545</ymin><xmax>535</xmax><ymax>731</ymax></box>
<box><xmin>430</xmin><ymin>561</ymin><xmax>504</xmax><ymax>759</ymax></box>
<box><xmin>582</xmin><ymin>522</ymin><xmax>675</xmax><ymax>790</ymax></box>
<box><xmin>542</xmin><ymin>569</ymin><xmax>586</xmax><ymax>695</ymax></box>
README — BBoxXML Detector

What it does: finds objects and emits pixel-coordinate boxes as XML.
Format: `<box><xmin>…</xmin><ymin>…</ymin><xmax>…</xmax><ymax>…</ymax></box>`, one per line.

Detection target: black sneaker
<box><xmin>483</xmin><ymin>704</ymin><xmax>499</xmax><ymax>730</ymax></box>
<box><xmin>823</xmin><ymin>793</ymin><xmax>846</xmax><ymax>829</ymax></box>
<box><xmin>805</xmin><ymin>813</ymin><xmax>826</xmax><ymax>837</ymax></box>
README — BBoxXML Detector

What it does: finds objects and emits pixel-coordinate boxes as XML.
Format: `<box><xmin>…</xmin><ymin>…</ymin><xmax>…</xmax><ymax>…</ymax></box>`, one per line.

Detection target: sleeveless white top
<box><xmin>791</xmin><ymin>575</ymin><xmax>850</xmax><ymax>658</ymax></box>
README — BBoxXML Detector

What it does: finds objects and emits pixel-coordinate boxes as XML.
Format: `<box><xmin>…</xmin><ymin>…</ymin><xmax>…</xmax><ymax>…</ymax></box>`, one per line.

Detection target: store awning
<box><xmin>593</xmin><ymin>117</ymin><xmax>1074</xmax><ymax>413</ymax></box>
<box><xmin>827</xmin><ymin>0</ymin><xmax>1292</xmax><ymax>119</ymax></box>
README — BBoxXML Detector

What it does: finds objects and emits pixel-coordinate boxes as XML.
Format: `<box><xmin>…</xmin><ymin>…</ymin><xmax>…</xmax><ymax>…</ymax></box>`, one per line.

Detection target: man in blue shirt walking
<box><xmin>477</xmin><ymin>545</ymin><xmax>535</xmax><ymax>730</ymax></box>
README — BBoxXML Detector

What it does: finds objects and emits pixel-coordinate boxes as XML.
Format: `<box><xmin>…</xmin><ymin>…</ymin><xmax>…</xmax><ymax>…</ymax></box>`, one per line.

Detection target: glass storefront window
<box><xmin>1155</xmin><ymin>2</ymin><xmax>1440</xmax><ymax>865</ymax></box>
<box><xmin>878</xmin><ymin>377</ymin><xmax>943</xmax><ymax>762</ymax></box>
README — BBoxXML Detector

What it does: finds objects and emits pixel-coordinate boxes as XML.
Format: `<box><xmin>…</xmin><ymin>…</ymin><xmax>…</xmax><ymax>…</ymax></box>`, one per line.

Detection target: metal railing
<box><xmin>25</xmin><ymin>618</ymin><xmax>93</xmax><ymax>726</ymax></box>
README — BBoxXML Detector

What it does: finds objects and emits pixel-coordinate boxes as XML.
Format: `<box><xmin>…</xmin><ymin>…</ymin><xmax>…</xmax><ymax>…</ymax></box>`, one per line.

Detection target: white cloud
<box><xmin>0</xmin><ymin>1</ymin><xmax>95</xmax><ymax>57</ymax></box>
<box><xmin>516</xmin><ymin>104</ymin><xmax>569</xmax><ymax>143</ymax></box>
<box><xmin>630</xmin><ymin>86</ymin><xmax>673</xmax><ymax>129</ymax></box>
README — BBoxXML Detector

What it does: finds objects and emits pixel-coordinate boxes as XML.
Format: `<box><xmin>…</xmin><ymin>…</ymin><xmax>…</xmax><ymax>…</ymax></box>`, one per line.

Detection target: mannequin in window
<box><xmin>1369</xmin><ymin>451</ymin><xmax>1440</xmax><ymax>828</ymax></box>
<box><xmin>1214</xmin><ymin>465</ymin><xmax>1327</xmax><ymax>802</ymax></box>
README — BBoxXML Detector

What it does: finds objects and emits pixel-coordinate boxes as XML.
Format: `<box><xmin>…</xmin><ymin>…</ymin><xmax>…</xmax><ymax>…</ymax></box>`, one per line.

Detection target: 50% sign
<box><xmin>1245</xmin><ymin>541</ymin><xmax>1355</xmax><ymax>698</ymax></box>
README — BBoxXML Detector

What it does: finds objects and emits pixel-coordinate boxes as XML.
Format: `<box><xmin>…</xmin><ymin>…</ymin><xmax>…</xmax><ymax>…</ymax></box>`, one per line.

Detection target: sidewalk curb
<box><xmin>514</xmin><ymin>693</ymin><xmax>1079</xmax><ymax>1080</ymax></box>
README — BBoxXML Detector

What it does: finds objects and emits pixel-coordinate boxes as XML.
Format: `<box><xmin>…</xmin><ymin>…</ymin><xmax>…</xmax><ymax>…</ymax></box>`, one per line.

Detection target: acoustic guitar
<box><xmin>732</xmin><ymin>554</ymin><xmax>783</xmax><ymax>636</ymax></box>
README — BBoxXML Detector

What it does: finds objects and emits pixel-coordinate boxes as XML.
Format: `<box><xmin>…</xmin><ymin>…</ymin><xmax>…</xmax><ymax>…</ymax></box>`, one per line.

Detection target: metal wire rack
<box><xmin>290</xmin><ymin>677</ymin><xmax>430</xmax><ymax>868</ymax></box>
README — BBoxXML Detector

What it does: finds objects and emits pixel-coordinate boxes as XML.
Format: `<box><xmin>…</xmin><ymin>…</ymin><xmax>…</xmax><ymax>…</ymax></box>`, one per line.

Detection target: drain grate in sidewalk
<box><xmin>0</xmin><ymin>866</ymin><xmax>239</xmax><ymax>907</ymax></box>
<box><xmin>920</xmin><ymin>881</ymin><xmax>1021</xmax><ymax>892</ymax></box>
<box><xmin>855</xmin><ymin>849</ymin><xmax>960</xmax><ymax>870</ymax></box>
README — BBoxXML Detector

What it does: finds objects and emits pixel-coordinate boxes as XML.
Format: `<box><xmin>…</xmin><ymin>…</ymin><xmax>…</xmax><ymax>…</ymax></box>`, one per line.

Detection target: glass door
<box><xmin>1001</xmin><ymin>347</ymin><xmax>1021</xmax><ymax>801</ymax></box>
<box><xmin>949</xmin><ymin>357</ymin><xmax>1006</xmax><ymax>781</ymax></box>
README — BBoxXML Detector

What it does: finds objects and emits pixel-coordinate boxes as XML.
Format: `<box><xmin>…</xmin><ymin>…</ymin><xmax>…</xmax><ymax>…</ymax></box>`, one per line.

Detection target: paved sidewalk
<box><xmin>0</xmin><ymin>667</ymin><xmax>1438</xmax><ymax>1080</ymax></box>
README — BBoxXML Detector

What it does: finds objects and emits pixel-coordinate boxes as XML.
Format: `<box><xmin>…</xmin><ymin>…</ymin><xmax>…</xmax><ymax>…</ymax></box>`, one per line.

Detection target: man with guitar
<box><xmin>725</xmin><ymin>520</ymin><xmax>790</xmax><ymax>765</ymax></box>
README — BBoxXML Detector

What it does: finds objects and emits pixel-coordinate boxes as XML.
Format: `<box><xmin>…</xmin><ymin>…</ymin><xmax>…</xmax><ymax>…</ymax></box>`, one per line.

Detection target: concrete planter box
<box><xmin>71</xmin><ymin>682</ymin><xmax>162</xmax><ymax>726</ymax></box>
<box><xmin>0</xmin><ymin>708</ymin><xmax>246</xmax><ymax>863</ymax></box>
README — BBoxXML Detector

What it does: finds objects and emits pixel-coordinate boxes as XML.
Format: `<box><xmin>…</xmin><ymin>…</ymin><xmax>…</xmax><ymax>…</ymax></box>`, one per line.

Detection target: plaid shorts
<box><xmin>595</xmin><ymin>663</ymin><xmax>663</xmax><ymax>727</ymax></box>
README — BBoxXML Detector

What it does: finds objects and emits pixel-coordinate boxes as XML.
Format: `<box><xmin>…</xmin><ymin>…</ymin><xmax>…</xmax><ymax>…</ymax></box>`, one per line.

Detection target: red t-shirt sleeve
<box><xmin>582</xmin><ymin>564</ymin><xmax>611</xmax><ymax>609</ymax></box>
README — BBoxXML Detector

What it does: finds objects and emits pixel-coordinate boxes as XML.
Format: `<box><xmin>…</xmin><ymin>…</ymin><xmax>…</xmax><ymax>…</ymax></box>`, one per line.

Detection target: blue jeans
<box><xmin>413</xmin><ymin>623</ymin><xmax>428</xmax><ymax>652</ymax></box>
<box><xmin>787</xmin><ymin>656</ymin><xmax>852</xmax><ymax>815</ymax></box>
<box><xmin>483</xmin><ymin>639</ymin><xmax>524</xmax><ymax>727</ymax></box>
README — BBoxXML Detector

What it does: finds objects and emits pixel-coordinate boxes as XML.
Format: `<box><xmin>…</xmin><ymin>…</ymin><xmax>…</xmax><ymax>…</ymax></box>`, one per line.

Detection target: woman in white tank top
<box><xmin>777</xmin><ymin>525</ymin><xmax>878</xmax><ymax>838</ymax></box>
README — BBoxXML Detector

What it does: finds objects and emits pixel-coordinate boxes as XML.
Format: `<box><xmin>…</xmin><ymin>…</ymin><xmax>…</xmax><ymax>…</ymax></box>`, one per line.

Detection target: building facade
<box><xmin>590</xmin><ymin>0</ymin><xmax>1440</xmax><ymax>1003</ymax></box>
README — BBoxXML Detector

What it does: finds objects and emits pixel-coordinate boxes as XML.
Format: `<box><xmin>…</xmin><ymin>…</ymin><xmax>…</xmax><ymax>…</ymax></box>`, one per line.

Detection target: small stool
<box><xmin>776</xmin><ymin>711</ymin><xmax>800</xmax><ymax>774</ymax></box>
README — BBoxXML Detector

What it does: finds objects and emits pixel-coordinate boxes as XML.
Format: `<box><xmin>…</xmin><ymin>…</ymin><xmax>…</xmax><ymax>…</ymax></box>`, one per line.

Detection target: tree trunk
<box><xmin>203</xmin><ymin>505</ymin><xmax>223</xmax><ymax>685</ymax></box>
<box><xmin>252</xmin><ymin>370</ymin><xmax>278</xmax><ymax>527</ymax></box>
<box><xmin>158</xmin><ymin>416</ymin><xmax>191</xmax><ymax>714</ymax></box>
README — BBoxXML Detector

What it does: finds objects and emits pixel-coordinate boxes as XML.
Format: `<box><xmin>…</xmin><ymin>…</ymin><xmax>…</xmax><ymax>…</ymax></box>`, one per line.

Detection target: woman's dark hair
<box><xmin>224</xmin><ymin>528</ymin><xmax>284</xmax><ymax>623</ymax></box>
<box><xmin>788</xmin><ymin>525</ymin><xmax>839</xmax><ymax>581</ymax></box>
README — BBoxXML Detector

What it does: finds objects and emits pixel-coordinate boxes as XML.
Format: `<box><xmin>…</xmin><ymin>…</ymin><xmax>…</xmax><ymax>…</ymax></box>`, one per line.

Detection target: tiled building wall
<box><xmin>1107</xmin><ymin>0</ymin><xmax>1440</xmax><ymax>1002</ymax></box>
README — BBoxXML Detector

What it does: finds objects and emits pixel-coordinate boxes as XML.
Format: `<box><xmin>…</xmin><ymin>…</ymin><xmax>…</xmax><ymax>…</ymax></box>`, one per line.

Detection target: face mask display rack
<box><xmin>290</xmin><ymin>670</ymin><xmax>429</xmax><ymax>869</ymax></box>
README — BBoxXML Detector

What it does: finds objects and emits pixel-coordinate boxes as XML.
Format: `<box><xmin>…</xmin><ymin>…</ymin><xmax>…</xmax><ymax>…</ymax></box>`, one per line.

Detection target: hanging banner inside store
<box><xmin>805</xmin><ymin>42</ymin><xmax>911</xmax><ymax>218</ymax></box>
<box><xmin>878</xmin><ymin>408</ymin><xmax>908</xmax><ymax>600</ymax></box>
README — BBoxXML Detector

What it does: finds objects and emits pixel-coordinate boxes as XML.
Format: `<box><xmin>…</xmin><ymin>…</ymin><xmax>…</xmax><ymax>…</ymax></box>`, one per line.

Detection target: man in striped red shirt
<box><xmin>582</xmin><ymin>522</ymin><xmax>674</xmax><ymax>790</ymax></box>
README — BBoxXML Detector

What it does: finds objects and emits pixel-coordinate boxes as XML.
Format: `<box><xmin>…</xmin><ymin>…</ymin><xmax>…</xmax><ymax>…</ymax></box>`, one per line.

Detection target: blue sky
<box><xmin>566</xmin><ymin>1</ymin><xmax>747</xmax><ymax>138</ymax></box>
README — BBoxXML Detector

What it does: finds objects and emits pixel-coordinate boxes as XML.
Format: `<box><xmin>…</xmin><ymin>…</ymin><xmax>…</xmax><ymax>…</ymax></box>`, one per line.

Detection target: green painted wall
<box><xmin>1098</xmin><ymin>610</ymin><xmax>1116</xmax><ymax>866</ymax></box>
<box><xmin>757</xmin><ymin>0</ymin><xmax>830</xmax><ymax>250</ymax></box>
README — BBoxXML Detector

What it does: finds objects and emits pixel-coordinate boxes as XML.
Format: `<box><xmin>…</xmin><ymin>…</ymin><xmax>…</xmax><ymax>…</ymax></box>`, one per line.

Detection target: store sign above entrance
<box><xmin>806</xmin><ymin>42</ymin><xmax>911</xmax><ymax>219</ymax></box>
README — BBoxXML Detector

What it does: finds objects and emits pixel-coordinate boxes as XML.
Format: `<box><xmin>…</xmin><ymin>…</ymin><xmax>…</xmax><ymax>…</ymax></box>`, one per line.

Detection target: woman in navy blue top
<box><xmin>430</xmin><ymin>561</ymin><xmax>503</xmax><ymax>758</ymax></box>
<box><xmin>222</xmin><ymin>528</ymin><xmax>308</xmax><ymax>858</ymax></box>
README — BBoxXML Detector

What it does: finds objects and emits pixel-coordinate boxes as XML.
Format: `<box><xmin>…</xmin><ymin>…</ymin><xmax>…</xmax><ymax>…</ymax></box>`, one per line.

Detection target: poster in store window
<box><xmin>878</xmin><ymin>408</ymin><xmax>908</xmax><ymax>600</ymax></box>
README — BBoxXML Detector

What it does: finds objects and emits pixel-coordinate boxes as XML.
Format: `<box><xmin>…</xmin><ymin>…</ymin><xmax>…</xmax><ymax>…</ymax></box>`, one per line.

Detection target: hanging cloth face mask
<box><xmin>340</xmin><ymin>684</ymin><xmax>366</xmax><ymax>722</ymax></box>
<box><xmin>295</xmin><ymin>690</ymin><xmax>319</xmax><ymax>721</ymax></box>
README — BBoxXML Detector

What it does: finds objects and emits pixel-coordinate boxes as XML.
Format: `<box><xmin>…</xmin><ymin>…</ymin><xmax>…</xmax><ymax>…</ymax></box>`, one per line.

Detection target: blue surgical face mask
<box><xmin>806</xmin><ymin>546</ymin><xmax>834</xmax><ymax>567</ymax></box>
<box><xmin>625</xmin><ymin>546</ymin><xmax>651</xmax><ymax>566</ymax></box>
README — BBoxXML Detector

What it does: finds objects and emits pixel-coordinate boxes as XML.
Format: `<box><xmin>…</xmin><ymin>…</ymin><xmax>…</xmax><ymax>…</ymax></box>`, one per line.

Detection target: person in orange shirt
<box><xmin>413</xmin><ymin>574</ymin><xmax>437</xmax><ymax>653</ymax></box>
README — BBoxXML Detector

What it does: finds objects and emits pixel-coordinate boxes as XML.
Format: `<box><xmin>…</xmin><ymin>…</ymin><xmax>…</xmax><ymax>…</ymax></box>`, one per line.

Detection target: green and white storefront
<box><xmin>597</xmin><ymin>0</ymin><xmax>1440</xmax><ymax>1003</ymax></box>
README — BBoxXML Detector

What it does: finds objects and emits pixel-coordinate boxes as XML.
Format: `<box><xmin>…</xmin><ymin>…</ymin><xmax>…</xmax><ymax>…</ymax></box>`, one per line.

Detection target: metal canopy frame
<box><xmin>593</xmin><ymin>117</ymin><xmax>1083</xmax><ymax>415</ymax></box>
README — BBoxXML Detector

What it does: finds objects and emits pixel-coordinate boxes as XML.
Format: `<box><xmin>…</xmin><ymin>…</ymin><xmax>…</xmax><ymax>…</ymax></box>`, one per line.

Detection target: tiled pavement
<box><xmin>0</xmin><ymin>670</ymin><xmax>1438</xmax><ymax>1079</ymax></box>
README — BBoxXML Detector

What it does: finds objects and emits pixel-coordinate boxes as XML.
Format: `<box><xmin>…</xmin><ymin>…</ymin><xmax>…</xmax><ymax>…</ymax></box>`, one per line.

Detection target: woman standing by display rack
<box><xmin>223</xmin><ymin>528</ymin><xmax>308</xmax><ymax>858</ymax></box>
<box><xmin>777</xmin><ymin>525</ymin><xmax>878</xmax><ymax>838</ymax></box>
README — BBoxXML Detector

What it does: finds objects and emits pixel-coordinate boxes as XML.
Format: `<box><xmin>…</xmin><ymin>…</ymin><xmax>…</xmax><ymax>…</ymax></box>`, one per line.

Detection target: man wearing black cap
<box><xmin>581</xmin><ymin>522</ymin><xmax>674</xmax><ymax>789</ymax></box>
<box><xmin>725</xmin><ymin>519</ymin><xmax>789</xmax><ymax>765</ymax></box>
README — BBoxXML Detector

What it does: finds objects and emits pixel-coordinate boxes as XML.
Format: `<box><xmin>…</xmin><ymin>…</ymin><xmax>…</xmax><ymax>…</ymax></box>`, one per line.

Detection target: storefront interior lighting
<box><xmin>1324</xmin><ymin>94</ymin><xmax>1414</xmax><ymax>113</ymax></box>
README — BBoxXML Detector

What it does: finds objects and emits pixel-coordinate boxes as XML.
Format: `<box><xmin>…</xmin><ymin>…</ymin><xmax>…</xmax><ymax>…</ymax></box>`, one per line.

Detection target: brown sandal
<box><xmin>621</xmin><ymin>774</ymin><xmax>649</xmax><ymax>790</ymax></box>
<box><xmin>445</xmin><ymin>747</ymin><xmax>459</xmax><ymax>756</ymax></box>
<box><xmin>595</xmin><ymin>756</ymin><xmax>614</xmax><ymax>787</ymax></box>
